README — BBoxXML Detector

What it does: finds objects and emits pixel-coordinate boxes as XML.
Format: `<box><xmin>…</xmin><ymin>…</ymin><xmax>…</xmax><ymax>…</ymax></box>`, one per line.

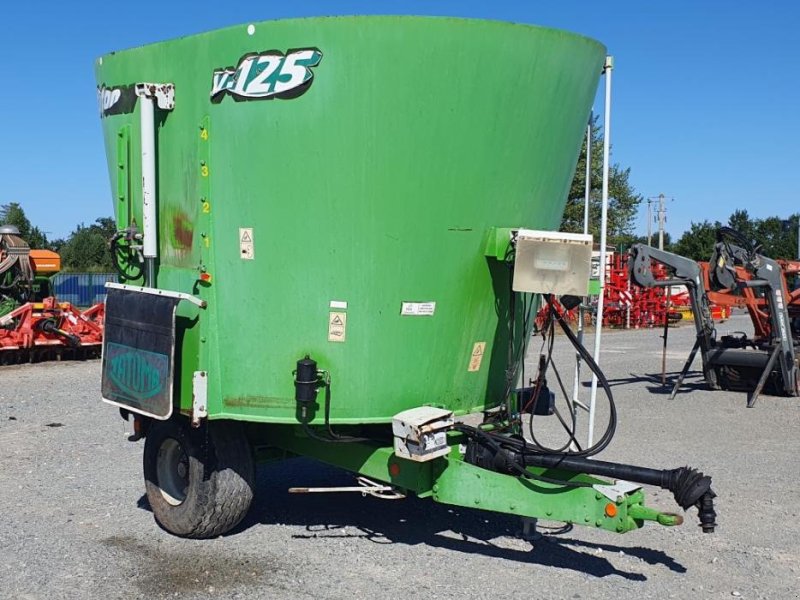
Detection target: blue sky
<box><xmin>1</xmin><ymin>1</ymin><xmax>798</xmax><ymax>241</ymax></box>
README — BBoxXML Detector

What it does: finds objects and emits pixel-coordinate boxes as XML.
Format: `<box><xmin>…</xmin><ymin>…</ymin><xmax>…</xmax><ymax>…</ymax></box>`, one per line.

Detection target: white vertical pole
<box><xmin>571</xmin><ymin>118</ymin><xmax>592</xmax><ymax>409</ymax></box>
<box><xmin>140</xmin><ymin>94</ymin><xmax>157</xmax><ymax>286</ymax></box>
<box><xmin>588</xmin><ymin>56</ymin><xmax>613</xmax><ymax>446</ymax></box>
<box><xmin>583</xmin><ymin>117</ymin><xmax>592</xmax><ymax>236</ymax></box>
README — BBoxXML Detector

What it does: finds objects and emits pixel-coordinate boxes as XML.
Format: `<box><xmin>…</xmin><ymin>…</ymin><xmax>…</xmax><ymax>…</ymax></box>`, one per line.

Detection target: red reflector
<box><xmin>200</xmin><ymin>272</ymin><xmax>212</xmax><ymax>282</ymax></box>
<box><xmin>389</xmin><ymin>463</ymin><xmax>401</xmax><ymax>477</ymax></box>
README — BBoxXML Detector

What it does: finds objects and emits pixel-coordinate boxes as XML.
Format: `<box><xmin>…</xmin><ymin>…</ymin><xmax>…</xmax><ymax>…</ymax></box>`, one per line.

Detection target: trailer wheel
<box><xmin>143</xmin><ymin>418</ymin><xmax>254</xmax><ymax>538</ymax></box>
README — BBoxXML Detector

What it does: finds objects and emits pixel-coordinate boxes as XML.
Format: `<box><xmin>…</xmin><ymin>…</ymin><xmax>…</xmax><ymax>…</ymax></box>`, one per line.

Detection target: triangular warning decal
<box><xmin>331</xmin><ymin>315</ymin><xmax>343</xmax><ymax>325</ymax></box>
<box><xmin>241</xmin><ymin>231</ymin><xmax>252</xmax><ymax>243</ymax></box>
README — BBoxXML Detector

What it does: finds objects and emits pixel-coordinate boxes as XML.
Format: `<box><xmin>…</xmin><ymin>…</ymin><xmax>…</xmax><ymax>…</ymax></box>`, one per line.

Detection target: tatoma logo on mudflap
<box><xmin>210</xmin><ymin>48</ymin><xmax>322</xmax><ymax>103</ymax></box>
<box><xmin>108</xmin><ymin>348</ymin><xmax>164</xmax><ymax>400</ymax></box>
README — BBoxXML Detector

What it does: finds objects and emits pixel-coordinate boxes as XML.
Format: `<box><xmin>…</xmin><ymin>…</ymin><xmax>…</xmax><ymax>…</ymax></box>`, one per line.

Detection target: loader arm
<box><xmin>709</xmin><ymin>231</ymin><xmax>799</xmax><ymax>398</ymax></box>
<box><xmin>628</xmin><ymin>244</ymin><xmax>719</xmax><ymax>388</ymax></box>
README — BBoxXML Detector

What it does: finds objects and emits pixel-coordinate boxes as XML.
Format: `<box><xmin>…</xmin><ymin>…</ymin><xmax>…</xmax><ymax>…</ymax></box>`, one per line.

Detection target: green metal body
<box><xmin>258</xmin><ymin>426</ymin><xmax>680</xmax><ymax>533</ymax></box>
<box><xmin>96</xmin><ymin>16</ymin><xmax>605</xmax><ymax>424</ymax></box>
<box><xmin>96</xmin><ymin>17</ymin><xmax>687</xmax><ymax>536</ymax></box>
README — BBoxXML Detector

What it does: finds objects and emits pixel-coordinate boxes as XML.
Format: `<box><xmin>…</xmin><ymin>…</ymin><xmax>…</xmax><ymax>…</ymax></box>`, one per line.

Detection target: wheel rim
<box><xmin>156</xmin><ymin>437</ymin><xmax>189</xmax><ymax>506</ymax></box>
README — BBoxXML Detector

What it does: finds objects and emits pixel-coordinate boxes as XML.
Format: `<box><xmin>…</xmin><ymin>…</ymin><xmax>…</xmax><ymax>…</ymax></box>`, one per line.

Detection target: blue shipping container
<box><xmin>50</xmin><ymin>273</ymin><xmax>118</xmax><ymax>307</ymax></box>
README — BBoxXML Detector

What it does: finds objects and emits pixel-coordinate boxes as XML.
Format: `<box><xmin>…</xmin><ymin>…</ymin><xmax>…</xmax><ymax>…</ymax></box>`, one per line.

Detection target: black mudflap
<box><xmin>101</xmin><ymin>287</ymin><xmax>181</xmax><ymax>419</ymax></box>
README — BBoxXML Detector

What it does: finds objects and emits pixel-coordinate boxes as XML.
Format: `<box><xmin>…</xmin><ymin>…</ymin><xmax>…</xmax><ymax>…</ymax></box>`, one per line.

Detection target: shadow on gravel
<box><xmin>178</xmin><ymin>458</ymin><xmax>691</xmax><ymax>580</ymax></box>
<box><xmin>594</xmin><ymin>371</ymin><xmax>708</xmax><ymax>396</ymax></box>
<box><xmin>547</xmin><ymin>537</ymin><xmax>686</xmax><ymax>574</ymax></box>
<box><xmin>132</xmin><ymin>456</ymin><xmax>686</xmax><ymax>579</ymax></box>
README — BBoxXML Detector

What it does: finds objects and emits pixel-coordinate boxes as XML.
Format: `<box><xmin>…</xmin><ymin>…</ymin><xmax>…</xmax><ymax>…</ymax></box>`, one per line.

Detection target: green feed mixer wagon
<box><xmin>95</xmin><ymin>16</ymin><xmax>717</xmax><ymax>539</ymax></box>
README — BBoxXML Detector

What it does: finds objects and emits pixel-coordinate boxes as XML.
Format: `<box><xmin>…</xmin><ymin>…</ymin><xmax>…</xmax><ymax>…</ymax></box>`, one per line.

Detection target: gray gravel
<box><xmin>1</xmin><ymin>312</ymin><xmax>799</xmax><ymax>599</ymax></box>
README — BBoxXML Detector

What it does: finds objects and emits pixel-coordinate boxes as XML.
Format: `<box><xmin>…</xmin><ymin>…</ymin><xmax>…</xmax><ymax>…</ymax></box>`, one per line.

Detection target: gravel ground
<box><xmin>1</xmin><ymin>312</ymin><xmax>799</xmax><ymax>599</ymax></box>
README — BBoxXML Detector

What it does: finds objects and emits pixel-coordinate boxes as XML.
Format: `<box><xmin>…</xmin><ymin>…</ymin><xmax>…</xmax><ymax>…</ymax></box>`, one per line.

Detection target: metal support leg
<box><xmin>661</xmin><ymin>303</ymin><xmax>670</xmax><ymax>386</ymax></box>
<box><xmin>670</xmin><ymin>338</ymin><xmax>701</xmax><ymax>400</ymax></box>
<box><xmin>747</xmin><ymin>344</ymin><xmax>781</xmax><ymax>408</ymax></box>
<box><xmin>520</xmin><ymin>517</ymin><xmax>541</xmax><ymax>542</ymax></box>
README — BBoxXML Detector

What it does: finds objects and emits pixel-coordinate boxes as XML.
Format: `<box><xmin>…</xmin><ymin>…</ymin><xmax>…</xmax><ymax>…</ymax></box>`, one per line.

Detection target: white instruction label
<box><xmin>328</xmin><ymin>312</ymin><xmax>347</xmax><ymax>342</ymax></box>
<box><xmin>400</xmin><ymin>301</ymin><xmax>436</xmax><ymax>316</ymax></box>
<box><xmin>468</xmin><ymin>342</ymin><xmax>486</xmax><ymax>372</ymax></box>
<box><xmin>239</xmin><ymin>228</ymin><xmax>254</xmax><ymax>260</ymax></box>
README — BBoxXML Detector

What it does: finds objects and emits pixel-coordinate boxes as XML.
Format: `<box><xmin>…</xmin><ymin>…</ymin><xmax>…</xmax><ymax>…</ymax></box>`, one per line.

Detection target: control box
<box><xmin>512</xmin><ymin>229</ymin><xmax>593</xmax><ymax>296</ymax></box>
<box><xmin>392</xmin><ymin>406</ymin><xmax>454</xmax><ymax>462</ymax></box>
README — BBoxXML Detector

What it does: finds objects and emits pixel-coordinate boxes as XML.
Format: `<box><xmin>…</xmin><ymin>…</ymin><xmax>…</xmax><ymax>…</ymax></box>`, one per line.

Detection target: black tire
<box><xmin>143</xmin><ymin>418</ymin><xmax>255</xmax><ymax>538</ymax></box>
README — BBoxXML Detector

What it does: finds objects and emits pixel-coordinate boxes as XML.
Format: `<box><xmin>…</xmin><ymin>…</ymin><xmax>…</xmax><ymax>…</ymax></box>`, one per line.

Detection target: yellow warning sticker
<box><xmin>468</xmin><ymin>342</ymin><xmax>486</xmax><ymax>372</ymax></box>
<box><xmin>328</xmin><ymin>312</ymin><xmax>347</xmax><ymax>343</ymax></box>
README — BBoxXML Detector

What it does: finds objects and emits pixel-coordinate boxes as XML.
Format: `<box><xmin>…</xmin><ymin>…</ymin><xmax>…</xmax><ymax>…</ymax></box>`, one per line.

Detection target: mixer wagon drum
<box><xmin>96</xmin><ymin>17</ymin><xmax>716</xmax><ymax>539</ymax></box>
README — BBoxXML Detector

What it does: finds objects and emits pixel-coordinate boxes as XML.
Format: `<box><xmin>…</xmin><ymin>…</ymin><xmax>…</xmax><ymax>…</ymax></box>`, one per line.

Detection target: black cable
<box><xmin>504</xmin><ymin>264</ymin><xmax>517</xmax><ymax>421</ymax></box>
<box><xmin>295</xmin><ymin>371</ymin><xmax>371</xmax><ymax>444</ymax></box>
<box><xmin>547</xmin><ymin>357</ymin><xmax>584</xmax><ymax>449</ymax></box>
<box><xmin>519</xmin><ymin>292</ymin><xmax>529</xmax><ymax>423</ymax></box>
<box><xmin>524</xmin><ymin>298</ymin><xmax>585</xmax><ymax>452</ymax></box>
<box><xmin>545</xmin><ymin>312</ymin><xmax>579</xmax><ymax>439</ymax></box>
<box><xmin>549</xmin><ymin>294</ymin><xmax>617</xmax><ymax>456</ymax></box>
<box><xmin>497</xmin><ymin>246</ymin><xmax>536</xmax><ymax>430</ymax></box>
<box><xmin>520</xmin><ymin>294</ymin><xmax>616</xmax><ymax>457</ymax></box>
<box><xmin>321</xmin><ymin>383</ymin><xmax>371</xmax><ymax>443</ymax></box>
<box><xmin>109</xmin><ymin>232</ymin><xmax>144</xmax><ymax>282</ymax></box>
<box><xmin>525</xmin><ymin>311</ymin><xmax>581</xmax><ymax>452</ymax></box>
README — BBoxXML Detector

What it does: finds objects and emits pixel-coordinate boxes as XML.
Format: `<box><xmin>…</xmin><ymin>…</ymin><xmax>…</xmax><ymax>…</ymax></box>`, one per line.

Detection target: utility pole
<box><xmin>647</xmin><ymin>194</ymin><xmax>673</xmax><ymax>250</ymax></box>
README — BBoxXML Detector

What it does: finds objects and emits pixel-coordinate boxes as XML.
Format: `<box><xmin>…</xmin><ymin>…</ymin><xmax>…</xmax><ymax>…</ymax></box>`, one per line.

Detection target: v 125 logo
<box><xmin>97</xmin><ymin>84</ymin><xmax>137</xmax><ymax>118</ymax></box>
<box><xmin>210</xmin><ymin>48</ymin><xmax>322</xmax><ymax>103</ymax></box>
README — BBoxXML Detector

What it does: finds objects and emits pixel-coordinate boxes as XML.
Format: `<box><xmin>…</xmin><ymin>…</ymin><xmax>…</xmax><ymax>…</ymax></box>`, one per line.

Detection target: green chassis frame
<box><xmin>253</xmin><ymin>425</ymin><xmax>681</xmax><ymax>534</ymax></box>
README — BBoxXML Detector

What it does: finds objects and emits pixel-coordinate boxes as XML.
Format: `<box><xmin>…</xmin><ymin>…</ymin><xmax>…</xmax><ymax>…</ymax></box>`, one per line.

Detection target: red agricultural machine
<box><xmin>535</xmin><ymin>249</ymin><xmax>730</xmax><ymax>331</ymax></box>
<box><xmin>0</xmin><ymin>225</ymin><xmax>104</xmax><ymax>364</ymax></box>
<box><xmin>602</xmin><ymin>251</ymin><xmax>682</xmax><ymax>328</ymax></box>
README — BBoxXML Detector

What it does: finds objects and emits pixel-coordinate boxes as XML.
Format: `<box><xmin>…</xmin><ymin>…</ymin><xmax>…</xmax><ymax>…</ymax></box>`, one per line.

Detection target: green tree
<box><xmin>93</xmin><ymin>217</ymin><xmax>117</xmax><ymax>239</ymax></box>
<box><xmin>614</xmin><ymin>231</ymin><xmax>672</xmax><ymax>252</ymax></box>
<box><xmin>718</xmin><ymin>210</ymin><xmax>799</xmax><ymax>259</ymax></box>
<box><xmin>673</xmin><ymin>212</ymin><xmax>800</xmax><ymax>262</ymax></box>
<box><xmin>58</xmin><ymin>218</ymin><xmax>115</xmax><ymax>272</ymax></box>
<box><xmin>48</xmin><ymin>238</ymin><xmax>67</xmax><ymax>252</ymax></box>
<box><xmin>755</xmin><ymin>215</ymin><xmax>799</xmax><ymax>259</ymax></box>
<box><xmin>561</xmin><ymin>116</ymin><xmax>643</xmax><ymax>247</ymax></box>
<box><xmin>727</xmin><ymin>209</ymin><xmax>756</xmax><ymax>244</ymax></box>
<box><xmin>0</xmin><ymin>202</ymin><xmax>49</xmax><ymax>248</ymax></box>
<box><xmin>673</xmin><ymin>220</ymin><xmax>722</xmax><ymax>261</ymax></box>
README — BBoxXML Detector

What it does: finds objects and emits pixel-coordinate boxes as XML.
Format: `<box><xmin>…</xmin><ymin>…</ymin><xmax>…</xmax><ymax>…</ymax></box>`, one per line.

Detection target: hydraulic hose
<box><xmin>458</xmin><ymin>422</ymin><xmax>717</xmax><ymax>533</ymax></box>
<box><xmin>109</xmin><ymin>231</ymin><xmax>144</xmax><ymax>282</ymax></box>
<box><xmin>522</xmin><ymin>453</ymin><xmax>712</xmax><ymax>505</ymax></box>
<box><xmin>523</xmin><ymin>452</ymin><xmax>717</xmax><ymax>533</ymax></box>
<box><xmin>525</xmin><ymin>294</ymin><xmax>617</xmax><ymax>457</ymax></box>
<box><xmin>38</xmin><ymin>319</ymin><xmax>81</xmax><ymax>348</ymax></box>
